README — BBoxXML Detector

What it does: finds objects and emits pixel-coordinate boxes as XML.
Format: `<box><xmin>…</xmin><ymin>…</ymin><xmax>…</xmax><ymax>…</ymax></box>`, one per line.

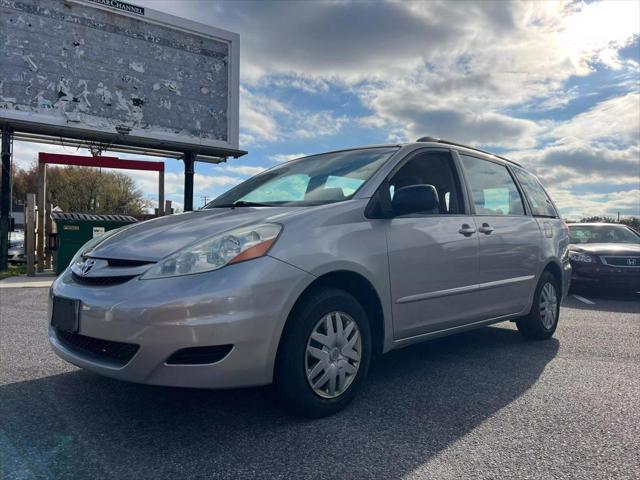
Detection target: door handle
<box><xmin>478</xmin><ymin>223</ymin><xmax>494</xmax><ymax>234</ymax></box>
<box><xmin>458</xmin><ymin>224</ymin><xmax>476</xmax><ymax>236</ymax></box>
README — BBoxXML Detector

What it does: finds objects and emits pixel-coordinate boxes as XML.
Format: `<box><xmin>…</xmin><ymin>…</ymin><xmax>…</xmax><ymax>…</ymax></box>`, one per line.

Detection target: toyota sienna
<box><xmin>49</xmin><ymin>137</ymin><xmax>571</xmax><ymax>417</ymax></box>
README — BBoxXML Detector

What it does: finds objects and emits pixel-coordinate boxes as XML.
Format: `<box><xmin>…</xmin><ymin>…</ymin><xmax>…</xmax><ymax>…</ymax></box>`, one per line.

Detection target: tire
<box><xmin>516</xmin><ymin>271</ymin><xmax>560</xmax><ymax>340</ymax></box>
<box><xmin>275</xmin><ymin>287</ymin><xmax>372</xmax><ymax>418</ymax></box>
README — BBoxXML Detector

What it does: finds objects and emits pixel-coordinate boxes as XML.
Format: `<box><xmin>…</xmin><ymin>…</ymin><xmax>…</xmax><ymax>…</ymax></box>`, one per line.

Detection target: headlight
<box><xmin>141</xmin><ymin>223</ymin><xmax>282</xmax><ymax>279</ymax></box>
<box><xmin>68</xmin><ymin>227</ymin><xmax>125</xmax><ymax>269</ymax></box>
<box><xmin>569</xmin><ymin>251</ymin><xmax>593</xmax><ymax>263</ymax></box>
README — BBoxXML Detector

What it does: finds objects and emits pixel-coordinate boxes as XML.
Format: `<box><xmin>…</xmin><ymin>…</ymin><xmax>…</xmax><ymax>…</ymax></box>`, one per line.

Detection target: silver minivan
<box><xmin>49</xmin><ymin>138</ymin><xmax>571</xmax><ymax>417</ymax></box>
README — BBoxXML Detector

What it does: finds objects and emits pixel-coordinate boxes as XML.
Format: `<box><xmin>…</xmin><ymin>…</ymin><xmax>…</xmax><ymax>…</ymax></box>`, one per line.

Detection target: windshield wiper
<box><xmin>211</xmin><ymin>201</ymin><xmax>273</xmax><ymax>208</ymax></box>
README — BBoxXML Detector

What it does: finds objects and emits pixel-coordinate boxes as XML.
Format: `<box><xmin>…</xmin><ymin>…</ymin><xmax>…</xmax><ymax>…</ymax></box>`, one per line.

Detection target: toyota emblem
<box><xmin>80</xmin><ymin>258</ymin><xmax>96</xmax><ymax>275</ymax></box>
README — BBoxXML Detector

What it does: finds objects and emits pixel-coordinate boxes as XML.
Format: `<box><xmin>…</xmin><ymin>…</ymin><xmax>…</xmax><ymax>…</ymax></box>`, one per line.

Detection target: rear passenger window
<box><xmin>513</xmin><ymin>168</ymin><xmax>558</xmax><ymax>218</ymax></box>
<box><xmin>460</xmin><ymin>155</ymin><xmax>525</xmax><ymax>216</ymax></box>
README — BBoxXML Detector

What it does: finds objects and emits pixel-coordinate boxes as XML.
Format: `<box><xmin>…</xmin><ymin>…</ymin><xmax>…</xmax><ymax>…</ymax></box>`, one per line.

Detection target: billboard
<box><xmin>0</xmin><ymin>0</ymin><xmax>241</xmax><ymax>156</ymax></box>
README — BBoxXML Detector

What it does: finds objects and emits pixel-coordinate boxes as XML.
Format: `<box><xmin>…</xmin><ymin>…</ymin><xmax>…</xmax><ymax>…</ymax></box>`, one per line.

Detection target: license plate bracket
<box><xmin>51</xmin><ymin>296</ymin><xmax>80</xmax><ymax>333</ymax></box>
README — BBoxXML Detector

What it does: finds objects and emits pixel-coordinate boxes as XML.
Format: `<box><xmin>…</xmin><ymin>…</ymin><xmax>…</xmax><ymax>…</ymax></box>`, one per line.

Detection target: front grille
<box><xmin>105</xmin><ymin>258</ymin><xmax>153</xmax><ymax>268</ymax></box>
<box><xmin>55</xmin><ymin>328</ymin><xmax>139</xmax><ymax>366</ymax></box>
<box><xmin>72</xmin><ymin>272</ymin><xmax>135</xmax><ymax>286</ymax></box>
<box><xmin>166</xmin><ymin>345</ymin><xmax>233</xmax><ymax>365</ymax></box>
<box><xmin>601</xmin><ymin>256</ymin><xmax>640</xmax><ymax>267</ymax></box>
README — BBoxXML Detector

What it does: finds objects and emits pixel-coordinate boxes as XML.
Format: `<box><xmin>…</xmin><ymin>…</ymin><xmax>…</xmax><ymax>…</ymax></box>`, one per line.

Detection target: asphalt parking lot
<box><xmin>1</xmin><ymin>287</ymin><xmax>639</xmax><ymax>480</ymax></box>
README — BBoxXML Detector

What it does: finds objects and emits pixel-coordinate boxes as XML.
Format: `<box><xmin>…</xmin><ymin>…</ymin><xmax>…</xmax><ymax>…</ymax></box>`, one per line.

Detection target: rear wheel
<box><xmin>275</xmin><ymin>287</ymin><xmax>371</xmax><ymax>417</ymax></box>
<box><xmin>516</xmin><ymin>271</ymin><xmax>560</xmax><ymax>340</ymax></box>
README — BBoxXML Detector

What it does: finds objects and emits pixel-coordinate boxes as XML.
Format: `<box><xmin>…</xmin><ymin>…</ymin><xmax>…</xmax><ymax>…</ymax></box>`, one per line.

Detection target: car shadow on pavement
<box><xmin>0</xmin><ymin>325</ymin><xmax>558</xmax><ymax>480</ymax></box>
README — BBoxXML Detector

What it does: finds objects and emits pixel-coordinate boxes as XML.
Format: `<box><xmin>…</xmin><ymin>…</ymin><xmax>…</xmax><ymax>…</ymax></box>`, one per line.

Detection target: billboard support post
<box><xmin>184</xmin><ymin>152</ymin><xmax>195</xmax><ymax>212</ymax></box>
<box><xmin>158</xmin><ymin>170</ymin><xmax>165</xmax><ymax>216</ymax></box>
<box><xmin>0</xmin><ymin>126</ymin><xmax>11</xmax><ymax>271</ymax></box>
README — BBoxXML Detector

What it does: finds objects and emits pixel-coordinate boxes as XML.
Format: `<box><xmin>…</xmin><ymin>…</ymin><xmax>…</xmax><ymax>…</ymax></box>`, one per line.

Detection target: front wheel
<box><xmin>275</xmin><ymin>288</ymin><xmax>371</xmax><ymax>418</ymax></box>
<box><xmin>516</xmin><ymin>271</ymin><xmax>560</xmax><ymax>340</ymax></box>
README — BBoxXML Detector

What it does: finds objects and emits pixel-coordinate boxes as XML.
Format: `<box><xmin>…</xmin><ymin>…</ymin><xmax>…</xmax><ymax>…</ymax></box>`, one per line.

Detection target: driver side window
<box><xmin>388</xmin><ymin>151</ymin><xmax>464</xmax><ymax>215</ymax></box>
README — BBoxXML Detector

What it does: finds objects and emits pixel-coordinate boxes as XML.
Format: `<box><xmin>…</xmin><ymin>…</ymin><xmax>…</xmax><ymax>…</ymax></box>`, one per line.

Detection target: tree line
<box><xmin>12</xmin><ymin>164</ymin><xmax>149</xmax><ymax>216</ymax></box>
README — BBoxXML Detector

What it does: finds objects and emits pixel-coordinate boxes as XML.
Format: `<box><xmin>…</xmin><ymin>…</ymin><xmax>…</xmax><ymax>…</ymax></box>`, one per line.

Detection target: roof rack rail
<box><xmin>415</xmin><ymin>136</ymin><xmax>521</xmax><ymax>167</ymax></box>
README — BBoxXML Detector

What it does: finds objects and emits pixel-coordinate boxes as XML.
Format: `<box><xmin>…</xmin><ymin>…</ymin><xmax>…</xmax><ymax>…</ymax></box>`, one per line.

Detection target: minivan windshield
<box><xmin>206</xmin><ymin>147</ymin><xmax>398</xmax><ymax>208</ymax></box>
<box><xmin>569</xmin><ymin>225</ymin><xmax>640</xmax><ymax>244</ymax></box>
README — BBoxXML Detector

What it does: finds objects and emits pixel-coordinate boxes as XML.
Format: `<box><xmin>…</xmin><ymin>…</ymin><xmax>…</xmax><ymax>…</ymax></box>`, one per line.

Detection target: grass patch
<box><xmin>0</xmin><ymin>264</ymin><xmax>27</xmax><ymax>280</ymax></box>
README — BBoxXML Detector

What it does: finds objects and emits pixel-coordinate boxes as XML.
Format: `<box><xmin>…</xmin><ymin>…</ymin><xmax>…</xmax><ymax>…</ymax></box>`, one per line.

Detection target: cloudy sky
<box><xmin>13</xmin><ymin>0</ymin><xmax>640</xmax><ymax>218</ymax></box>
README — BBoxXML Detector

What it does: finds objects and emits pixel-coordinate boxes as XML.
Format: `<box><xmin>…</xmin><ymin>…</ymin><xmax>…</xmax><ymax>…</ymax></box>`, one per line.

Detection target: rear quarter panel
<box><xmin>535</xmin><ymin>218</ymin><xmax>571</xmax><ymax>299</ymax></box>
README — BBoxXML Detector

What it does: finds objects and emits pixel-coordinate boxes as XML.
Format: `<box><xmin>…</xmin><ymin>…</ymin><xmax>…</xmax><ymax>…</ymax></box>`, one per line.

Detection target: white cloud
<box><xmin>558</xmin><ymin>0</ymin><xmax>640</xmax><ymax>71</ymax></box>
<box><xmin>11</xmin><ymin>141</ymin><xmax>91</xmax><ymax>170</ymax></box>
<box><xmin>145</xmin><ymin>1</ymin><xmax>637</xmax><ymax>91</ymax></box>
<box><xmin>513</xmin><ymin>139</ymin><xmax>639</xmax><ymax>186</ymax></box>
<box><xmin>552</xmin><ymin>92</ymin><xmax>640</xmax><ymax>144</ymax></box>
<box><xmin>510</xmin><ymin>92</ymin><xmax>640</xmax><ymax>192</ymax></box>
<box><xmin>293</xmin><ymin>111</ymin><xmax>349</xmax><ymax>139</ymax></box>
<box><xmin>362</xmin><ymin>85</ymin><xmax>543</xmax><ymax>148</ymax></box>
<box><xmin>239</xmin><ymin>87</ymin><xmax>288</xmax><ymax>145</ymax></box>
<box><xmin>269</xmin><ymin>153</ymin><xmax>307</xmax><ymax>163</ymax></box>
<box><xmin>240</xmin><ymin>87</ymin><xmax>349</xmax><ymax>145</ymax></box>
<box><xmin>126</xmin><ymin>171</ymin><xmax>239</xmax><ymax>197</ymax></box>
<box><xmin>269</xmin><ymin>76</ymin><xmax>330</xmax><ymax>94</ymax></box>
<box><xmin>548</xmin><ymin>188</ymin><xmax>640</xmax><ymax>219</ymax></box>
<box><xmin>215</xmin><ymin>165</ymin><xmax>266</xmax><ymax>176</ymax></box>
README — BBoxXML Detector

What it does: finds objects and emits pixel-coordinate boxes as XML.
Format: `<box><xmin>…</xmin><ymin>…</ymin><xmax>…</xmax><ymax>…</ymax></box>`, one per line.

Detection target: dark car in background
<box><xmin>568</xmin><ymin>223</ymin><xmax>640</xmax><ymax>292</ymax></box>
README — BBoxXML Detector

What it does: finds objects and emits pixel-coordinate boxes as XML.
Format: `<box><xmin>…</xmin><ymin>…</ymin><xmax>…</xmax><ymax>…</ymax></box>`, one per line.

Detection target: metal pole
<box><xmin>44</xmin><ymin>203</ymin><xmax>52</xmax><ymax>270</ymax></box>
<box><xmin>183</xmin><ymin>152</ymin><xmax>195</xmax><ymax>212</ymax></box>
<box><xmin>26</xmin><ymin>193</ymin><xmax>36</xmax><ymax>276</ymax></box>
<box><xmin>36</xmin><ymin>162</ymin><xmax>46</xmax><ymax>272</ymax></box>
<box><xmin>158</xmin><ymin>169</ymin><xmax>165</xmax><ymax>216</ymax></box>
<box><xmin>0</xmin><ymin>126</ymin><xmax>11</xmax><ymax>271</ymax></box>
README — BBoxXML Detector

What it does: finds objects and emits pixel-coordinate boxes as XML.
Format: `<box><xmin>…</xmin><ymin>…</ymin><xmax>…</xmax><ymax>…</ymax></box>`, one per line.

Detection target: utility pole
<box><xmin>201</xmin><ymin>196</ymin><xmax>209</xmax><ymax>208</ymax></box>
<box><xmin>0</xmin><ymin>126</ymin><xmax>12</xmax><ymax>272</ymax></box>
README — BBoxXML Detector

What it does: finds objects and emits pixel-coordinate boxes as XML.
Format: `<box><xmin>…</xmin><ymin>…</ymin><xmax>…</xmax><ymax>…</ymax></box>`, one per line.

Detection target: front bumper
<box><xmin>8</xmin><ymin>252</ymin><xmax>25</xmax><ymax>264</ymax></box>
<box><xmin>570</xmin><ymin>261</ymin><xmax>640</xmax><ymax>291</ymax></box>
<box><xmin>48</xmin><ymin>256</ymin><xmax>313</xmax><ymax>389</ymax></box>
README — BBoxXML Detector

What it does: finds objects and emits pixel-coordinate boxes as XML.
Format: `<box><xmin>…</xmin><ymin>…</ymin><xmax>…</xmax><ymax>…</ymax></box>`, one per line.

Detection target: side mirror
<box><xmin>392</xmin><ymin>184</ymin><xmax>439</xmax><ymax>216</ymax></box>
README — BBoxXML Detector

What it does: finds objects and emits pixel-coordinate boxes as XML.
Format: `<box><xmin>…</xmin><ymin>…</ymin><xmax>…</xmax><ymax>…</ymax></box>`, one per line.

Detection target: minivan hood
<box><xmin>87</xmin><ymin>207</ymin><xmax>306</xmax><ymax>261</ymax></box>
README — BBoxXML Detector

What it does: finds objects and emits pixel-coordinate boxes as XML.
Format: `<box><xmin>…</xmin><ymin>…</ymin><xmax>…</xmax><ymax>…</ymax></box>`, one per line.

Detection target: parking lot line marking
<box><xmin>572</xmin><ymin>294</ymin><xmax>595</xmax><ymax>305</ymax></box>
